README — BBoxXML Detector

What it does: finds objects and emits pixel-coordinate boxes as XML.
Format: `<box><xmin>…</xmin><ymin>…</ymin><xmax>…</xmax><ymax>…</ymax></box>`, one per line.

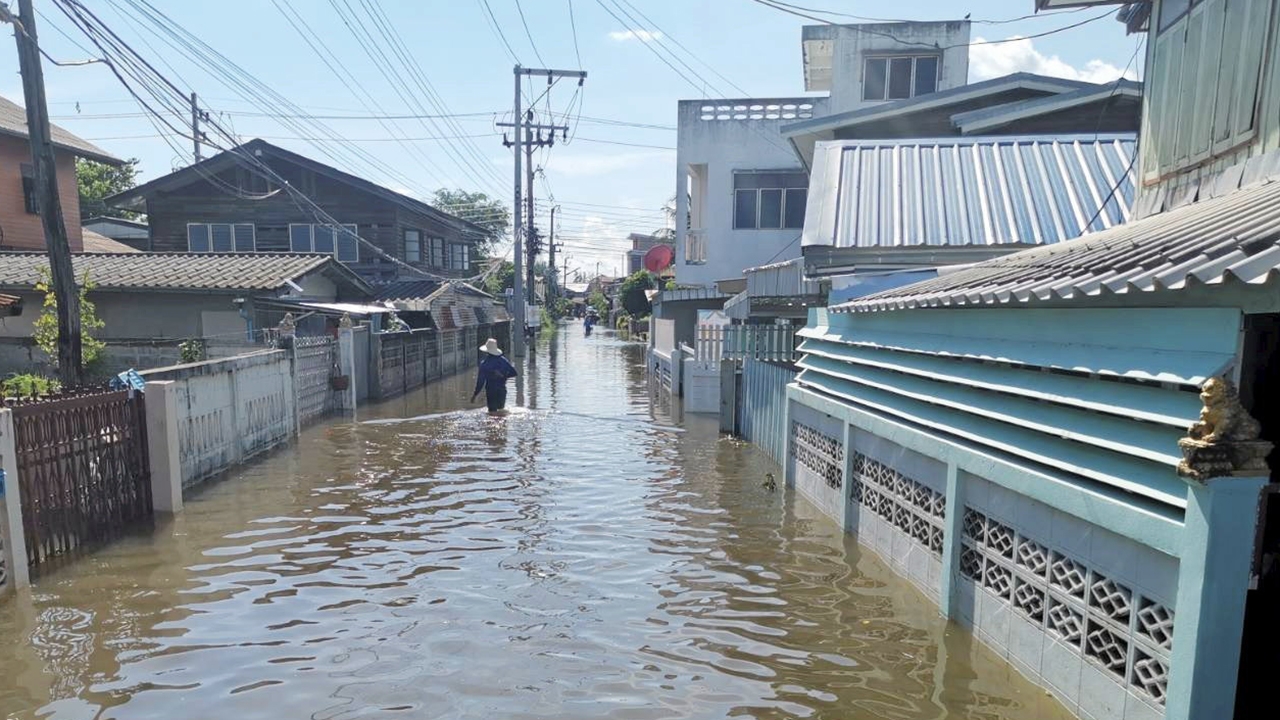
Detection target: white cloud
<box><xmin>969</xmin><ymin>37</ymin><xmax>1140</xmax><ymax>84</ymax></box>
<box><xmin>608</xmin><ymin>29</ymin><xmax>663</xmax><ymax>42</ymax></box>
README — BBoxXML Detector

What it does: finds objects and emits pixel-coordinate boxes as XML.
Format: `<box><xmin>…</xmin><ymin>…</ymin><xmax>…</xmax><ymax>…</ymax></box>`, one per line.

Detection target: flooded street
<box><xmin>0</xmin><ymin>328</ymin><xmax>1071</xmax><ymax>719</ymax></box>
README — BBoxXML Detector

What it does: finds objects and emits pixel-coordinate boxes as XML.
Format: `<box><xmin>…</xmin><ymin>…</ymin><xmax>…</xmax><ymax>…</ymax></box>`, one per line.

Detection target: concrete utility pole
<box><xmin>190</xmin><ymin>92</ymin><xmax>206</xmax><ymax>163</ymax></box>
<box><xmin>501</xmin><ymin>66</ymin><xmax>584</xmax><ymax>354</ymax></box>
<box><xmin>502</xmin><ymin>114</ymin><xmax>568</xmax><ymax>305</ymax></box>
<box><xmin>548</xmin><ymin>205</ymin><xmax>557</xmax><ymax>299</ymax></box>
<box><xmin>10</xmin><ymin>0</ymin><xmax>82</xmax><ymax>385</ymax></box>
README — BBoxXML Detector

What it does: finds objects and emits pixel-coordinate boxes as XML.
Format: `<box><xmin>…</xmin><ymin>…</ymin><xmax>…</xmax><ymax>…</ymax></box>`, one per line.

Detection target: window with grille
<box><xmin>288</xmin><ymin>223</ymin><xmax>360</xmax><ymax>263</ymax></box>
<box><xmin>405</xmin><ymin>229</ymin><xmax>422</xmax><ymax>263</ymax></box>
<box><xmin>448</xmin><ymin>243</ymin><xmax>470</xmax><ymax>271</ymax></box>
<box><xmin>187</xmin><ymin>223</ymin><xmax>256</xmax><ymax>252</ymax></box>
<box><xmin>733</xmin><ymin>171</ymin><xmax>807</xmax><ymax>230</ymax></box>
<box><xmin>863</xmin><ymin>55</ymin><xmax>940</xmax><ymax>101</ymax></box>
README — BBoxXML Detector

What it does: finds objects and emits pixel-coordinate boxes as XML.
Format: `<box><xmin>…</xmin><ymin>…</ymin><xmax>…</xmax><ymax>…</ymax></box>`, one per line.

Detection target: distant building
<box><xmin>625</xmin><ymin>232</ymin><xmax>674</xmax><ymax>275</ymax></box>
<box><xmin>0</xmin><ymin>95</ymin><xmax>124</xmax><ymax>252</ymax></box>
<box><xmin>83</xmin><ymin>215</ymin><xmax>149</xmax><ymax>250</ymax></box>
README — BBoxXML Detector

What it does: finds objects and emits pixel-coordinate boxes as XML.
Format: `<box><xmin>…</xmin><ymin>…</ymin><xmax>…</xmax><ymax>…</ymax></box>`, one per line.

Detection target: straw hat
<box><xmin>480</xmin><ymin>338</ymin><xmax>503</xmax><ymax>356</ymax></box>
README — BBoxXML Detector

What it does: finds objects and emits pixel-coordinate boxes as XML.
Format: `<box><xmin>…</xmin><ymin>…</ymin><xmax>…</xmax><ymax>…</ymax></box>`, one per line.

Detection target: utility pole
<box><xmin>502</xmin><ymin>114</ymin><xmax>568</xmax><ymax>306</ymax></box>
<box><xmin>9</xmin><ymin>0</ymin><xmax>82</xmax><ymax>385</ymax></box>
<box><xmin>509</xmin><ymin>65</ymin><xmax>525</xmax><ymax>357</ymax></box>
<box><xmin>190</xmin><ymin>91</ymin><xmax>207</xmax><ymax>163</ymax></box>
<box><xmin>548</xmin><ymin>205</ymin><xmax>557</xmax><ymax>299</ymax></box>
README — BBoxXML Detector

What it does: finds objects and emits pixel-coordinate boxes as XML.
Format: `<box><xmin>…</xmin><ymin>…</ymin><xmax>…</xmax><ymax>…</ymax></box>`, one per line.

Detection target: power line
<box><xmin>52</xmin><ymin>108</ymin><xmax>676</xmax><ymax>130</ymax></box>
<box><xmin>566</xmin><ymin>0</ymin><xmax>583</xmax><ymax>68</ymax></box>
<box><xmin>513</xmin><ymin>0</ymin><xmax>547</xmax><ymax>66</ymax></box>
<box><xmin>752</xmin><ymin>0</ymin><xmax>1091</xmax><ymax>25</ymax></box>
<box><xmin>478</xmin><ymin>0</ymin><xmax>520</xmax><ymax>63</ymax></box>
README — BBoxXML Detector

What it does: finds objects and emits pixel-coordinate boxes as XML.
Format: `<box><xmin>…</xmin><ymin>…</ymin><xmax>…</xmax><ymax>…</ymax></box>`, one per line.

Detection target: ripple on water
<box><xmin>0</xmin><ymin>332</ymin><xmax>1074</xmax><ymax>720</ymax></box>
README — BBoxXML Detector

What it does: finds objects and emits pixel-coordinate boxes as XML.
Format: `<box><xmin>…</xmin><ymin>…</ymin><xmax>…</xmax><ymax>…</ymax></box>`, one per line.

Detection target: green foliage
<box><xmin>33</xmin><ymin>269</ymin><xmax>107</xmax><ymax>370</ymax></box>
<box><xmin>432</xmin><ymin>188</ymin><xmax>509</xmax><ymax>257</ymax></box>
<box><xmin>664</xmin><ymin>279</ymin><xmax>677</xmax><ymax>291</ymax></box>
<box><xmin>179</xmin><ymin>339</ymin><xmax>205</xmax><ymax>364</ymax></box>
<box><xmin>619</xmin><ymin>270</ymin><xmax>656</xmax><ymax>317</ymax></box>
<box><xmin>484</xmin><ymin>260</ymin><xmax>515</xmax><ymax>296</ymax></box>
<box><xmin>77</xmin><ymin>158</ymin><xmax>141</xmax><ymax>220</ymax></box>
<box><xmin>615</xmin><ymin>313</ymin><xmax>631</xmax><ymax>330</ymax></box>
<box><xmin>2</xmin><ymin>373</ymin><xmax>61</xmax><ymax>399</ymax></box>
<box><xmin>546</xmin><ymin>296</ymin><xmax>573</xmax><ymax>320</ymax></box>
<box><xmin>588</xmin><ymin>291</ymin><xmax>609</xmax><ymax>318</ymax></box>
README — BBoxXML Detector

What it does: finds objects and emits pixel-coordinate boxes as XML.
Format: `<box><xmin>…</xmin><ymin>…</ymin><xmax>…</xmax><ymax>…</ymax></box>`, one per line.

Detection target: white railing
<box><xmin>685</xmin><ymin>229</ymin><xmax>707</xmax><ymax>264</ymax></box>
<box><xmin>695</xmin><ymin>323</ymin><xmax>725</xmax><ymax>361</ymax></box>
<box><xmin>724</xmin><ymin>324</ymin><xmax>797</xmax><ymax>363</ymax></box>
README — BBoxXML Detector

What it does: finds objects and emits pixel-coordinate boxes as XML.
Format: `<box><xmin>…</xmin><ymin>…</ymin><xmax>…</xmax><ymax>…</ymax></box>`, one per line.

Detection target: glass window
<box><xmin>188</xmin><ymin>224</ymin><xmax>210</xmax><ymax>252</ymax></box>
<box><xmin>888</xmin><ymin>57</ymin><xmax>914</xmax><ymax>99</ymax></box>
<box><xmin>211</xmin><ymin>224</ymin><xmax>233</xmax><ymax>252</ymax></box>
<box><xmin>784</xmin><ymin>188</ymin><xmax>807</xmax><ymax>229</ymax></box>
<box><xmin>913</xmin><ymin>56</ymin><xmax>939</xmax><ymax>97</ymax></box>
<box><xmin>758</xmin><ymin>189</ymin><xmax>783</xmax><ymax>229</ymax></box>
<box><xmin>430</xmin><ymin>237</ymin><xmax>445</xmax><ymax>267</ymax></box>
<box><xmin>336</xmin><ymin>224</ymin><xmax>359</xmax><ymax>263</ymax></box>
<box><xmin>1160</xmin><ymin>0</ymin><xmax>1191</xmax><ymax>31</ymax></box>
<box><xmin>290</xmin><ymin>224</ymin><xmax>312</xmax><ymax>253</ymax></box>
<box><xmin>734</xmin><ymin>189</ymin><xmax>758</xmax><ymax>229</ymax></box>
<box><xmin>448</xmin><ymin>243</ymin><xmax>470</xmax><ymax>271</ymax></box>
<box><xmin>863</xmin><ymin>57</ymin><xmax>888</xmax><ymax>100</ymax></box>
<box><xmin>404</xmin><ymin>229</ymin><xmax>422</xmax><ymax>263</ymax></box>
<box><xmin>233</xmin><ymin>224</ymin><xmax>255</xmax><ymax>252</ymax></box>
<box><xmin>313</xmin><ymin>225</ymin><xmax>335</xmax><ymax>254</ymax></box>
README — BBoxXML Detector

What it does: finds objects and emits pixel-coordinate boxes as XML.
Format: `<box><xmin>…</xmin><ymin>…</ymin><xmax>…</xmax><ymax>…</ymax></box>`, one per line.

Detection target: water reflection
<box><xmin>0</xmin><ymin>324</ymin><xmax>1070</xmax><ymax>719</ymax></box>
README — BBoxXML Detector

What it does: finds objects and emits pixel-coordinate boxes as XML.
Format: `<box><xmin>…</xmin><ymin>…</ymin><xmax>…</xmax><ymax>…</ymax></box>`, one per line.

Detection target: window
<box><xmin>404</xmin><ymin>229</ymin><xmax>422</xmax><ymax>263</ymax></box>
<box><xmin>863</xmin><ymin>55</ymin><xmax>940</xmax><ymax>101</ymax></box>
<box><xmin>20</xmin><ymin>163</ymin><xmax>36</xmax><ymax>214</ymax></box>
<box><xmin>429</xmin><ymin>236</ymin><xmax>445</xmax><ymax>267</ymax></box>
<box><xmin>288</xmin><ymin>223</ymin><xmax>360</xmax><ymax>263</ymax></box>
<box><xmin>733</xmin><ymin>171</ymin><xmax>808</xmax><ymax>230</ymax></box>
<box><xmin>1159</xmin><ymin>0</ymin><xmax>1193</xmax><ymax>32</ymax></box>
<box><xmin>448</xmin><ymin>243</ymin><xmax>470</xmax><ymax>271</ymax></box>
<box><xmin>187</xmin><ymin>223</ymin><xmax>255</xmax><ymax>252</ymax></box>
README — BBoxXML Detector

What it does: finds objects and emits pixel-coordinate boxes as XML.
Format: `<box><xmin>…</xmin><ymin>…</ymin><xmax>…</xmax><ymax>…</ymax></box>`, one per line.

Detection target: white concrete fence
<box><xmin>0</xmin><ymin>330</ymin><xmax>357</xmax><ymax>596</ymax></box>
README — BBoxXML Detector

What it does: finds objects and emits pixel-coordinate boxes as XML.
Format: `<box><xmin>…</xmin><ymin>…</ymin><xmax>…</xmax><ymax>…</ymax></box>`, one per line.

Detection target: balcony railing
<box><xmin>685</xmin><ymin>228</ymin><xmax>707</xmax><ymax>264</ymax></box>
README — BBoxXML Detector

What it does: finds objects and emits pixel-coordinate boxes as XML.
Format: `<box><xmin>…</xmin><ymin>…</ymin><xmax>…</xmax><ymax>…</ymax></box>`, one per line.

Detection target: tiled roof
<box><xmin>0</xmin><ymin>96</ymin><xmax>121</xmax><ymax>164</ymax></box>
<box><xmin>0</xmin><ymin>252</ymin><xmax>350</xmax><ymax>292</ymax></box>
<box><xmin>81</xmin><ymin>230</ymin><xmax>140</xmax><ymax>253</ymax></box>
<box><xmin>803</xmin><ymin>134</ymin><xmax>1136</xmax><ymax>250</ymax></box>
<box><xmin>835</xmin><ymin>177</ymin><xmax>1280</xmax><ymax>313</ymax></box>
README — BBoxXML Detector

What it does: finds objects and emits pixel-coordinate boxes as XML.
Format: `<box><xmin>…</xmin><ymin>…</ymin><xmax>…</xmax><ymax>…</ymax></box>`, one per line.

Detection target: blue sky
<box><xmin>3</xmin><ymin>0</ymin><xmax>1142</xmax><ymax>277</ymax></box>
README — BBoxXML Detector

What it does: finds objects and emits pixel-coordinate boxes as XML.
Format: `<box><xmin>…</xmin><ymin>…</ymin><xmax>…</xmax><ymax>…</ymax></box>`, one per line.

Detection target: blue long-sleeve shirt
<box><xmin>473</xmin><ymin>354</ymin><xmax>517</xmax><ymax>396</ymax></box>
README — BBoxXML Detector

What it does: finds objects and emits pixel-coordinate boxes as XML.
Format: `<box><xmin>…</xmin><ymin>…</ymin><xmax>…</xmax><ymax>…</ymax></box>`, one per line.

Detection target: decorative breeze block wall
<box><xmin>958</xmin><ymin>473</ymin><xmax>1177</xmax><ymax>720</ymax></box>
<box><xmin>788</xmin><ymin>403</ymin><xmax>846</xmax><ymax>523</ymax></box>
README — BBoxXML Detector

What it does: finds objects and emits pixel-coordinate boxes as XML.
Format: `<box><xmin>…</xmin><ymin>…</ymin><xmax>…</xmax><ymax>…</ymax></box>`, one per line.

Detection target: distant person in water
<box><xmin>471</xmin><ymin>338</ymin><xmax>518</xmax><ymax>412</ymax></box>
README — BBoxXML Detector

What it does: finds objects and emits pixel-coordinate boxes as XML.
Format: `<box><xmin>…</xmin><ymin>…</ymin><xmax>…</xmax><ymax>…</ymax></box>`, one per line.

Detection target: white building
<box><xmin>673</xmin><ymin>20</ymin><xmax>972</xmax><ymax>289</ymax></box>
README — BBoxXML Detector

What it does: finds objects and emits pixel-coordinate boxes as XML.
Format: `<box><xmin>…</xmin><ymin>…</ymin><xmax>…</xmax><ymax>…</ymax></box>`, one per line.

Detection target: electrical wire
<box><xmin>754</xmin><ymin>1</ymin><xmax>1091</xmax><ymax>26</ymax></box>
<box><xmin>513</xmin><ymin>0</ymin><xmax>546</xmax><ymax>66</ymax></box>
<box><xmin>478</xmin><ymin>0</ymin><xmax>520</xmax><ymax>63</ymax></box>
<box><xmin>566</xmin><ymin>0</ymin><xmax>583</xmax><ymax>68</ymax></box>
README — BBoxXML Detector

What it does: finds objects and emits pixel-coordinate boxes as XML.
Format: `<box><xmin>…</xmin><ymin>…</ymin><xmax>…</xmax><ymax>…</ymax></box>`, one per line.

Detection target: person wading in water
<box><xmin>471</xmin><ymin>337</ymin><xmax>518</xmax><ymax>413</ymax></box>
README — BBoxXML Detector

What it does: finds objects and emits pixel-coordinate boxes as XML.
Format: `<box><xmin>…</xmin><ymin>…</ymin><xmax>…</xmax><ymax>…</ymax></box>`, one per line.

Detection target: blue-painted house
<box><xmin>782</xmin><ymin>1</ymin><xmax>1280</xmax><ymax>719</ymax></box>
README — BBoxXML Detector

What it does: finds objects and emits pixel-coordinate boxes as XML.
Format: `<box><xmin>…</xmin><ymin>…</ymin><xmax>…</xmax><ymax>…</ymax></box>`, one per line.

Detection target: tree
<box><xmin>432</xmin><ymin>188</ymin><xmax>509</xmax><ymax>258</ymax></box>
<box><xmin>619</xmin><ymin>270</ymin><xmax>656</xmax><ymax>317</ymax></box>
<box><xmin>77</xmin><ymin>158</ymin><xmax>140</xmax><ymax>219</ymax></box>
<box><xmin>484</xmin><ymin>260</ymin><xmax>515</xmax><ymax>296</ymax></box>
<box><xmin>34</xmin><ymin>270</ymin><xmax>106</xmax><ymax>372</ymax></box>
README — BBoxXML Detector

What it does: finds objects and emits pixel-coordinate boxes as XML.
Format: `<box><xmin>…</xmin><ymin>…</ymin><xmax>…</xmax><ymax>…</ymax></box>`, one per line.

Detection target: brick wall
<box><xmin>0</xmin><ymin>136</ymin><xmax>83</xmax><ymax>252</ymax></box>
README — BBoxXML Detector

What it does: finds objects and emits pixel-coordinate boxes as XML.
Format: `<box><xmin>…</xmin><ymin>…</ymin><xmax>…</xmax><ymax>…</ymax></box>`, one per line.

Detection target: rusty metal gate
<box><xmin>10</xmin><ymin>389</ymin><xmax>152</xmax><ymax>568</ymax></box>
<box><xmin>294</xmin><ymin>335</ymin><xmax>339</xmax><ymax>426</ymax></box>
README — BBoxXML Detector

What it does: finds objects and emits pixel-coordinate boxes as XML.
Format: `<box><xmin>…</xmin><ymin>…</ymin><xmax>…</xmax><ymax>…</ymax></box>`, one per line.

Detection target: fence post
<box><xmin>0</xmin><ymin>408</ymin><xmax>30</xmax><ymax>593</ymax></box>
<box><xmin>338</xmin><ymin>328</ymin><xmax>357</xmax><ymax>414</ymax></box>
<box><xmin>144</xmin><ymin>381</ymin><xmax>184</xmax><ymax>514</ymax></box>
<box><xmin>719</xmin><ymin>359</ymin><xmax>737</xmax><ymax>434</ymax></box>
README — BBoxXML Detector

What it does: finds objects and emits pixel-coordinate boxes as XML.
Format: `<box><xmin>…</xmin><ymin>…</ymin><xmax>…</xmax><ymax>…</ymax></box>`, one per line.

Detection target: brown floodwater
<box><xmin>0</xmin><ymin>327</ymin><xmax>1072</xmax><ymax>719</ymax></box>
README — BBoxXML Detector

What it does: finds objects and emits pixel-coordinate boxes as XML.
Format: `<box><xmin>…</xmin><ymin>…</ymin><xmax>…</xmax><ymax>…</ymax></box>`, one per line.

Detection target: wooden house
<box><xmin>106</xmin><ymin>139</ymin><xmax>489</xmax><ymax>283</ymax></box>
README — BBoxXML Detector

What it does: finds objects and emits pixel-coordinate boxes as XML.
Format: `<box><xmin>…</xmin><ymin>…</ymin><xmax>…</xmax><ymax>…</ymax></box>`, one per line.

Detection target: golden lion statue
<box><xmin>1187</xmin><ymin>377</ymin><xmax>1260</xmax><ymax>443</ymax></box>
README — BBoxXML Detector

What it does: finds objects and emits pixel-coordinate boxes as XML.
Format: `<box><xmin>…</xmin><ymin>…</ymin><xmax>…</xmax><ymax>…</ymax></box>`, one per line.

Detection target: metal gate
<box><xmin>10</xmin><ymin>389</ymin><xmax>152</xmax><ymax>568</ymax></box>
<box><xmin>294</xmin><ymin>335</ymin><xmax>339</xmax><ymax>426</ymax></box>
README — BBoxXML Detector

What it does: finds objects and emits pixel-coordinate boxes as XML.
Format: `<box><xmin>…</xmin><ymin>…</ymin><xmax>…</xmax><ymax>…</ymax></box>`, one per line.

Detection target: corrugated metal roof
<box><xmin>803</xmin><ymin>134</ymin><xmax>1137</xmax><ymax>250</ymax></box>
<box><xmin>744</xmin><ymin>257</ymin><xmax>823</xmax><ymax>298</ymax></box>
<box><xmin>836</xmin><ymin>176</ymin><xmax>1280</xmax><ymax>313</ymax></box>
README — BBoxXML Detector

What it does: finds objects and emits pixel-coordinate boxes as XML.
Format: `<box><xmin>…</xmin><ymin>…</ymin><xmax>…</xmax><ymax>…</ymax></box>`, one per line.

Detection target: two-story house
<box><xmin>779</xmin><ymin>2</ymin><xmax>1280</xmax><ymax>720</ymax></box>
<box><xmin>0</xmin><ymin>95</ymin><xmax>124</xmax><ymax>252</ymax></box>
<box><xmin>106</xmin><ymin>139</ymin><xmax>489</xmax><ymax>284</ymax></box>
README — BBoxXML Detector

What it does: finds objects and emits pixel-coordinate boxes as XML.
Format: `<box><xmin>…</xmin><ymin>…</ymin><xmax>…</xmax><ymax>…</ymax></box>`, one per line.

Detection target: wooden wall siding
<box><xmin>141</xmin><ymin>156</ymin><xmax>479</xmax><ymax>280</ymax></box>
<box><xmin>0</xmin><ymin>138</ymin><xmax>83</xmax><ymax>252</ymax></box>
<box><xmin>1142</xmin><ymin>0</ymin><xmax>1279</xmax><ymax>191</ymax></box>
